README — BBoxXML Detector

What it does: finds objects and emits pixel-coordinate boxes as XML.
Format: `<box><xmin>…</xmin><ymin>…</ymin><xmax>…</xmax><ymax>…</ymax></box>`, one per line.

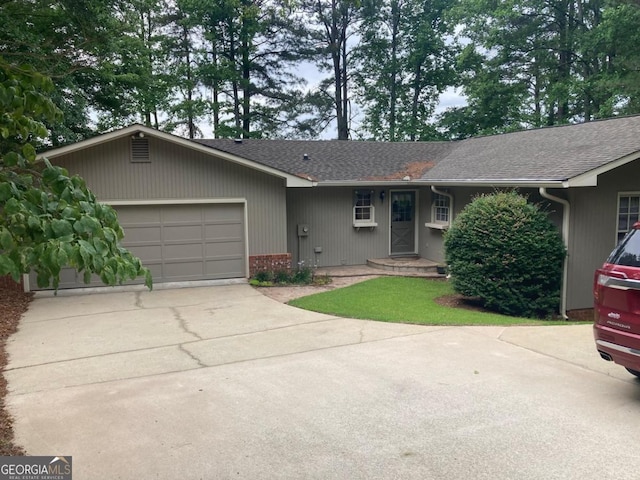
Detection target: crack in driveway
<box><xmin>178</xmin><ymin>344</ymin><xmax>207</xmax><ymax>368</ymax></box>
<box><xmin>171</xmin><ymin>307</ymin><xmax>203</xmax><ymax>341</ymax></box>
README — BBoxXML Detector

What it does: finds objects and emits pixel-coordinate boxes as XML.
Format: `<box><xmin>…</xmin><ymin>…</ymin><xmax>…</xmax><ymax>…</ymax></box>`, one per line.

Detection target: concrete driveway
<box><xmin>6</xmin><ymin>284</ymin><xmax>640</xmax><ymax>479</ymax></box>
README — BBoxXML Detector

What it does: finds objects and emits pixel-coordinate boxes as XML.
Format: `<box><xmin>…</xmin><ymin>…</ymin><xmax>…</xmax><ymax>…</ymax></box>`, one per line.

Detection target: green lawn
<box><xmin>289</xmin><ymin>276</ymin><xmax>557</xmax><ymax>326</ymax></box>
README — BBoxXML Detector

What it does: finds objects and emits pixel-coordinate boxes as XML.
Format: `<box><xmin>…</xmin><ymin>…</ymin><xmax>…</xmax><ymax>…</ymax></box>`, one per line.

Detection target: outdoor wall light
<box><xmin>379</xmin><ymin>190</ymin><xmax>385</xmax><ymax>203</ymax></box>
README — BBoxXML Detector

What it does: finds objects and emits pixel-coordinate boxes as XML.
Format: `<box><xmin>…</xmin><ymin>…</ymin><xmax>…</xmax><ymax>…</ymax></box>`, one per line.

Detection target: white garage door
<box><xmin>33</xmin><ymin>202</ymin><xmax>246</xmax><ymax>290</ymax></box>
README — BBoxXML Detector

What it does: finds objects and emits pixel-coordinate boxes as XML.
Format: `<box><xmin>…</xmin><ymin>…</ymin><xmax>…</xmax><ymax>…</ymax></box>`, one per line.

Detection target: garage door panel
<box><xmin>161</xmin><ymin>205</ymin><xmax>202</xmax><ymax>221</ymax></box>
<box><xmin>163</xmin><ymin>225</ymin><xmax>202</xmax><ymax>241</ymax></box>
<box><xmin>204</xmin><ymin>223</ymin><xmax>242</xmax><ymax>239</ymax></box>
<box><xmin>117</xmin><ymin>208</ymin><xmax>161</xmax><ymax>223</ymax></box>
<box><xmin>32</xmin><ymin>203</ymin><xmax>246</xmax><ymax>290</ymax></box>
<box><xmin>52</xmin><ymin>270</ymin><xmax>103</xmax><ymax>289</ymax></box>
<box><xmin>206</xmin><ymin>258</ymin><xmax>244</xmax><ymax>276</ymax></box>
<box><xmin>163</xmin><ymin>243</ymin><xmax>203</xmax><ymax>259</ymax></box>
<box><xmin>120</xmin><ymin>226</ymin><xmax>162</xmax><ymax>242</ymax></box>
<box><xmin>125</xmin><ymin>244</ymin><xmax>162</xmax><ymax>259</ymax></box>
<box><xmin>163</xmin><ymin>261</ymin><xmax>204</xmax><ymax>278</ymax></box>
<box><xmin>55</xmin><ymin>269</ymin><xmax>85</xmax><ymax>289</ymax></box>
<box><xmin>205</xmin><ymin>241</ymin><xmax>244</xmax><ymax>257</ymax></box>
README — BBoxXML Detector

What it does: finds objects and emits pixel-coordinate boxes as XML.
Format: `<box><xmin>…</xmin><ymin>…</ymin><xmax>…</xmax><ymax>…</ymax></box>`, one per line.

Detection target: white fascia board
<box><xmin>37</xmin><ymin>124</ymin><xmax>151</xmax><ymax>159</ymax></box>
<box><xmin>37</xmin><ymin>124</ymin><xmax>314</xmax><ymax>188</ymax></box>
<box><xmin>287</xmin><ymin>177</ymin><xmax>317</xmax><ymax>187</ymax></box>
<box><xmin>563</xmin><ymin>175</ymin><xmax>597</xmax><ymax>187</ymax></box>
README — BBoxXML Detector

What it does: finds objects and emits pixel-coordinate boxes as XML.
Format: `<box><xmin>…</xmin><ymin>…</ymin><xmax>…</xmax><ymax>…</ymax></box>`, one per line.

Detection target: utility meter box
<box><xmin>297</xmin><ymin>224</ymin><xmax>310</xmax><ymax>237</ymax></box>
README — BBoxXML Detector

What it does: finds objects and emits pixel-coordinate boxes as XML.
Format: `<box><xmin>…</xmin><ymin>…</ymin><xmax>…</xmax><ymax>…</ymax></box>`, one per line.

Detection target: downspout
<box><xmin>539</xmin><ymin>188</ymin><xmax>570</xmax><ymax>320</ymax></box>
<box><xmin>431</xmin><ymin>186</ymin><xmax>454</xmax><ymax>226</ymax></box>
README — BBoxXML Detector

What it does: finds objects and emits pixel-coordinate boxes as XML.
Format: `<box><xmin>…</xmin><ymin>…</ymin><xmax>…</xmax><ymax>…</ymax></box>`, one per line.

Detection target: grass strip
<box><xmin>289</xmin><ymin>277</ymin><xmax>559</xmax><ymax>326</ymax></box>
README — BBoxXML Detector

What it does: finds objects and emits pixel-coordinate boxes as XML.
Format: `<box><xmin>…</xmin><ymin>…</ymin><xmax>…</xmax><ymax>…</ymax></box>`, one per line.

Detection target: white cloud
<box><xmin>436</xmin><ymin>87</ymin><xmax>468</xmax><ymax>113</ymax></box>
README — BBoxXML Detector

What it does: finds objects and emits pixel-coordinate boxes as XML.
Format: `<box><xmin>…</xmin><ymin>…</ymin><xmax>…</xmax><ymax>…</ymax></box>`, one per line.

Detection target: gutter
<box><xmin>424</xmin><ymin>179</ymin><xmax>566</xmax><ymax>188</ymax></box>
<box><xmin>317</xmin><ymin>180</ymin><xmax>565</xmax><ymax>188</ymax></box>
<box><xmin>539</xmin><ymin>188</ymin><xmax>570</xmax><ymax>320</ymax></box>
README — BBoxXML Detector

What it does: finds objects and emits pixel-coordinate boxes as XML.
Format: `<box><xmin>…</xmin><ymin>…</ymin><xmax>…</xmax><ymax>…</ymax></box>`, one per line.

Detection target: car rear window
<box><xmin>608</xmin><ymin>229</ymin><xmax>640</xmax><ymax>266</ymax></box>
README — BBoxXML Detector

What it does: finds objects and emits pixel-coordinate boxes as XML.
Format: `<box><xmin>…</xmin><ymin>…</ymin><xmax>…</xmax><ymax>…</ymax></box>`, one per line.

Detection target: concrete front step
<box><xmin>367</xmin><ymin>257</ymin><xmax>445</xmax><ymax>275</ymax></box>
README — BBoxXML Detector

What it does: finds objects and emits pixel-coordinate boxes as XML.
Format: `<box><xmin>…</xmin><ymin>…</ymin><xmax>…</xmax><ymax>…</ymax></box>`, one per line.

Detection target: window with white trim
<box><xmin>431</xmin><ymin>193</ymin><xmax>450</xmax><ymax>224</ymax></box>
<box><xmin>353</xmin><ymin>190</ymin><xmax>376</xmax><ymax>226</ymax></box>
<box><xmin>617</xmin><ymin>194</ymin><xmax>640</xmax><ymax>243</ymax></box>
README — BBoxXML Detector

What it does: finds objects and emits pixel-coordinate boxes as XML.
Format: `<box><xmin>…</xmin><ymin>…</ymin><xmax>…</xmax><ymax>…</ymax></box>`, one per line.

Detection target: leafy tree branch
<box><xmin>0</xmin><ymin>58</ymin><xmax>152</xmax><ymax>290</ymax></box>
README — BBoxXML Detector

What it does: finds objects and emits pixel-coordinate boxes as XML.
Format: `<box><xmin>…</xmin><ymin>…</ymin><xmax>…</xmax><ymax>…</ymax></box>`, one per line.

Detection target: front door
<box><xmin>390</xmin><ymin>191</ymin><xmax>416</xmax><ymax>255</ymax></box>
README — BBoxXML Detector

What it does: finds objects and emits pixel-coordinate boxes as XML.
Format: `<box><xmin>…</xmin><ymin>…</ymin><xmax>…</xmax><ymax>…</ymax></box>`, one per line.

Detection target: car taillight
<box><xmin>594</xmin><ymin>269</ymin><xmax>628</xmax><ymax>302</ymax></box>
<box><xmin>597</xmin><ymin>270</ymin><xmax>628</xmax><ymax>283</ymax></box>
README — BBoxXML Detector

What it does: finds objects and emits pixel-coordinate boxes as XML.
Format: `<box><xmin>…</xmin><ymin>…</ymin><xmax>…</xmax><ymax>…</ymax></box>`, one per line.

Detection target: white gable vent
<box><xmin>131</xmin><ymin>137</ymin><xmax>150</xmax><ymax>163</ymax></box>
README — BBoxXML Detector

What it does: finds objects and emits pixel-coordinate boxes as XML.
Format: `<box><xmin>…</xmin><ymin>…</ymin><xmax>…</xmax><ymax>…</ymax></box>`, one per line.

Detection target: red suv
<box><xmin>594</xmin><ymin>222</ymin><xmax>640</xmax><ymax>377</ymax></box>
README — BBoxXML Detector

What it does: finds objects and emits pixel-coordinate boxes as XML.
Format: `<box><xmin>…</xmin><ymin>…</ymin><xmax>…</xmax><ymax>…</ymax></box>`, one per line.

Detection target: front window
<box><xmin>617</xmin><ymin>194</ymin><xmax>640</xmax><ymax>243</ymax></box>
<box><xmin>354</xmin><ymin>190</ymin><xmax>375</xmax><ymax>224</ymax></box>
<box><xmin>432</xmin><ymin>193</ymin><xmax>450</xmax><ymax>224</ymax></box>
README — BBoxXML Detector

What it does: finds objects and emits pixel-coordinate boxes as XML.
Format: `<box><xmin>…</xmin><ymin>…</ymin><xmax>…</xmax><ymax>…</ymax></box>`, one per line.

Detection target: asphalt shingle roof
<box><xmin>195</xmin><ymin>115</ymin><xmax>640</xmax><ymax>183</ymax></box>
<box><xmin>425</xmin><ymin>115</ymin><xmax>640</xmax><ymax>182</ymax></box>
<box><xmin>194</xmin><ymin>139</ymin><xmax>454</xmax><ymax>182</ymax></box>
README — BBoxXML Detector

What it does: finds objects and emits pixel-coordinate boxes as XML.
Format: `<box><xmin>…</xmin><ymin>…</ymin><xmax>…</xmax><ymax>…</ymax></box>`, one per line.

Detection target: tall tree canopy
<box><xmin>2</xmin><ymin>0</ymin><xmax>640</xmax><ymax>142</ymax></box>
<box><xmin>196</xmin><ymin>0</ymin><xmax>311</xmax><ymax>138</ymax></box>
<box><xmin>301</xmin><ymin>0</ymin><xmax>363</xmax><ymax>140</ymax></box>
<box><xmin>355</xmin><ymin>0</ymin><xmax>456</xmax><ymax>140</ymax></box>
<box><xmin>440</xmin><ymin>0</ymin><xmax>640</xmax><ymax>138</ymax></box>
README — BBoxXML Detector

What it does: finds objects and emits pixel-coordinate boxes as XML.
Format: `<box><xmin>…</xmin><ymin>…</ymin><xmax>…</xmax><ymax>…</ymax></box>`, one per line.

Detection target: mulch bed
<box><xmin>0</xmin><ymin>288</ymin><xmax>31</xmax><ymax>456</ymax></box>
<box><xmin>433</xmin><ymin>293</ymin><xmax>487</xmax><ymax>312</ymax></box>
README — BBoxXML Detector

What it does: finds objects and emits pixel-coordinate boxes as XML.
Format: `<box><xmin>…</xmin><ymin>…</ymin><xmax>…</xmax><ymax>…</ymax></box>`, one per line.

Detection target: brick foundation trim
<box><xmin>0</xmin><ymin>274</ymin><xmax>24</xmax><ymax>292</ymax></box>
<box><xmin>566</xmin><ymin>308</ymin><xmax>594</xmax><ymax>321</ymax></box>
<box><xmin>249</xmin><ymin>253</ymin><xmax>292</xmax><ymax>277</ymax></box>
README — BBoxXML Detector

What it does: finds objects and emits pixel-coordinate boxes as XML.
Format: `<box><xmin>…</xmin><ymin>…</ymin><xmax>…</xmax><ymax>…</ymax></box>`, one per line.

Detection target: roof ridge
<box><xmin>458</xmin><ymin>113</ymin><xmax>640</xmax><ymax>142</ymax></box>
<box><xmin>196</xmin><ymin>138</ymin><xmax>454</xmax><ymax>145</ymax></box>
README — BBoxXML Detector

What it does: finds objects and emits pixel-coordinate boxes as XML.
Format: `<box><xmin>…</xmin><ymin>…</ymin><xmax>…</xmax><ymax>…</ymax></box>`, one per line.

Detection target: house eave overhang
<box><xmin>317</xmin><ymin>180</ymin><xmax>426</xmax><ymax>187</ymax></box>
<box><xmin>563</xmin><ymin>150</ymin><xmax>640</xmax><ymax>188</ymax></box>
<box><xmin>420</xmin><ymin>179</ymin><xmax>568</xmax><ymax>188</ymax></box>
<box><xmin>37</xmin><ymin>124</ymin><xmax>314</xmax><ymax>188</ymax></box>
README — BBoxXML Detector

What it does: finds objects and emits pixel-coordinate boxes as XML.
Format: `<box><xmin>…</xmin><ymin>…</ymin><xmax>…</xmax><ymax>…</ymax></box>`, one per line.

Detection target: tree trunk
<box><xmin>556</xmin><ymin>0</ymin><xmax>573</xmax><ymax>123</ymax></box>
<box><xmin>241</xmin><ymin>4</ymin><xmax>251</xmax><ymax>138</ymax></box>
<box><xmin>211</xmin><ymin>41</ymin><xmax>220</xmax><ymax>138</ymax></box>
<box><xmin>409</xmin><ymin>59</ymin><xmax>422</xmax><ymax>141</ymax></box>
<box><xmin>183</xmin><ymin>24</ymin><xmax>196</xmax><ymax>139</ymax></box>
<box><xmin>228</xmin><ymin>23</ymin><xmax>242</xmax><ymax>135</ymax></box>
<box><xmin>389</xmin><ymin>0</ymin><xmax>400</xmax><ymax>141</ymax></box>
<box><xmin>339</xmin><ymin>22</ymin><xmax>349</xmax><ymax>139</ymax></box>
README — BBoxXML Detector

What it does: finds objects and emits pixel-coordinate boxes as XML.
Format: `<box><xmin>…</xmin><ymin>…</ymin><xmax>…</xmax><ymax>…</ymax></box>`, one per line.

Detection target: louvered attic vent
<box><xmin>131</xmin><ymin>137</ymin><xmax>150</xmax><ymax>163</ymax></box>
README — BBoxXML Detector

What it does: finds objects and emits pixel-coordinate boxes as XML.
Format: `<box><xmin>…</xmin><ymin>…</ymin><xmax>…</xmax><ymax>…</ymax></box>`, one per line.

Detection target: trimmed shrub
<box><xmin>254</xmin><ymin>270</ymin><xmax>272</xmax><ymax>283</ymax></box>
<box><xmin>273</xmin><ymin>269</ymin><xmax>291</xmax><ymax>284</ymax></box>
<box><xmin>249</xmin><ymin>265</ymin><xmax>321</xmax><ymax>286</ymax></box>
<box><xmin>444</xmin><ymin>191</ymin><xmax>566</xmax><ymax>318</ymax></box>
<box><xmin>292</xmin><ymin>266</ymin><xmax>313</xmax><ymax>284</ymax></box>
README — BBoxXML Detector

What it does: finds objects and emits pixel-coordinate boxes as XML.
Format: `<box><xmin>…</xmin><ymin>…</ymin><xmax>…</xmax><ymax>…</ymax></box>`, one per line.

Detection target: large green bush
<box><xmin>444</xmin><ymin>191</ymin><xmax>566</xmax><ymax>318</ymax></box>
